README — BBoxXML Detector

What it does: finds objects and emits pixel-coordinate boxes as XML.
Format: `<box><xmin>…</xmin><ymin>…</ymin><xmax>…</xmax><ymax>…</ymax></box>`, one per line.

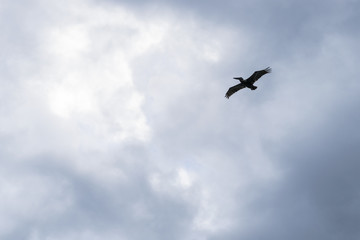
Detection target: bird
<box><xmin>225</xmin><ymin>67</ymin><xmax>271</xmax><ymax>98</ymax></box>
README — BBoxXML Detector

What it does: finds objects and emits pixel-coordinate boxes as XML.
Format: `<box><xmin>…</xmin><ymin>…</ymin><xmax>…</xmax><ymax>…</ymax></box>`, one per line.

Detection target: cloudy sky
<box><xmin>1</xmin><ymin>0</ymin><xmax>360</xmax><ymax>239</ymax></box>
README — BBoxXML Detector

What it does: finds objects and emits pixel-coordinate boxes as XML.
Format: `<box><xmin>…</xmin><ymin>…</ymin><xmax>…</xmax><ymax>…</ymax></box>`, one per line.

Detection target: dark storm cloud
<box><xmin>105</xmin><ymin>0</ymin><xmax>359</xmax><ymax>55</ymax></box>
<box><xmin>205</xmin><ymin>93</ymin><xmax>360</xmax><ymax>240</ymax></box>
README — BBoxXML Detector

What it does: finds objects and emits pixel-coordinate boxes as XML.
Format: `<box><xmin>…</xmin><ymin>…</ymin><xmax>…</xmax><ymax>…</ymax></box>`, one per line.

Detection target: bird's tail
<box><xmin>250</xmin><ymin>86</ymin><xmax>257</xmax><ymax>90</ymax></box>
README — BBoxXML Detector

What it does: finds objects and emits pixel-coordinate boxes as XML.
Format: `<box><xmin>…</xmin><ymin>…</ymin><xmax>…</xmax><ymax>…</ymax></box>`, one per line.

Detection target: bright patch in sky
<box><xmin>38</xmin><ymin>2</ymin><xmax>166</xmax><ymax>142</ymax></box>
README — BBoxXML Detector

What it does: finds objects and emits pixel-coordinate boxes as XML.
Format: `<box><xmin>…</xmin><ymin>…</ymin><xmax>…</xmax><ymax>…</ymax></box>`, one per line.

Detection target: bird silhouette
<box><xmin>225</xmin><ymin>67</ymin><xmax>271</xmax><ymax>98</ymax></box>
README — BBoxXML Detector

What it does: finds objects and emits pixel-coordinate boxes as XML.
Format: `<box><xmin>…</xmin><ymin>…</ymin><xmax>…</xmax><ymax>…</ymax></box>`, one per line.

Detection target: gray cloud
<box><xmin>207</xmin><ymin>96</ymin><xmax>360</xmax><ymax>240</ymax></box>
<box><xmin>1</xmin><ymin>0</ymin><xmax>359</xmax><ymax>239</ymax></box>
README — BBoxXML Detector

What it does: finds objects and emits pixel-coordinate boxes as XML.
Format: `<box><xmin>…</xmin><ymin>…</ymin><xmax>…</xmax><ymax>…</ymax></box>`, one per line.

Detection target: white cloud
<box><xmin>0</xmin><ymin>0</ymin><xmax>244</xmax><ymax>239</ymax></box>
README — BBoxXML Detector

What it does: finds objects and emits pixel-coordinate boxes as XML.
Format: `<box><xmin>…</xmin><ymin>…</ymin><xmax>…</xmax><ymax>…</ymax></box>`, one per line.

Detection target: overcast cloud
<box><xmin>0</xmin><ymin>0</ymin><xmax>359</xmax><ymax>239</ymax></box>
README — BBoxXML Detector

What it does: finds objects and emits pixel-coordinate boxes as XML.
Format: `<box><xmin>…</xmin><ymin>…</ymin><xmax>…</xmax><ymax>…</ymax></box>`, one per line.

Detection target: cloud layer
<box><xmin>1</xmin><ymin>0</ymin><xmax>359</xmax><ymax>239</ymax></box>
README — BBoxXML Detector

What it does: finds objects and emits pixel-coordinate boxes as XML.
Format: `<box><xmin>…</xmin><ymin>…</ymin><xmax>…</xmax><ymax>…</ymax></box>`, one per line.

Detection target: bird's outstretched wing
<box><xmin>247</xmin><ymin>67</ymin><xmax>271</xmax><ymax>84</ymax></box>
<box><xmin>225</xmin><ymin>83</ymin><xmax>246</xmax><ymax>98</ymax></box>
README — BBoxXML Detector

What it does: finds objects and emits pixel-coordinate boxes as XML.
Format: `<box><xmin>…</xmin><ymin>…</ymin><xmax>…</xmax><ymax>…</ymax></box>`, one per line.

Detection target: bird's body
<box><xmin>225</xmin><ymin>67</ymin><xmax>271</xmax><ymax>98</ymax></box>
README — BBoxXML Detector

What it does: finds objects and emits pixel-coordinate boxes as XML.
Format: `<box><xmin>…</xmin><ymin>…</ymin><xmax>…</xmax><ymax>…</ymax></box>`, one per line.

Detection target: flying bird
<box><xmin>225</xmin><ymin>67</ymin><xmax>271</xmax><ymax>98</ymax></box>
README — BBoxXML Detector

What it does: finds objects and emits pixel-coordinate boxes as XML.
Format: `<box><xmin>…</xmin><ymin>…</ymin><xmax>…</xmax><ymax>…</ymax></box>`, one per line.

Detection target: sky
<box><xmin>1</xmin><ymin>0</ymin><xmax>360</xmax><ymax>239</ymax></box>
